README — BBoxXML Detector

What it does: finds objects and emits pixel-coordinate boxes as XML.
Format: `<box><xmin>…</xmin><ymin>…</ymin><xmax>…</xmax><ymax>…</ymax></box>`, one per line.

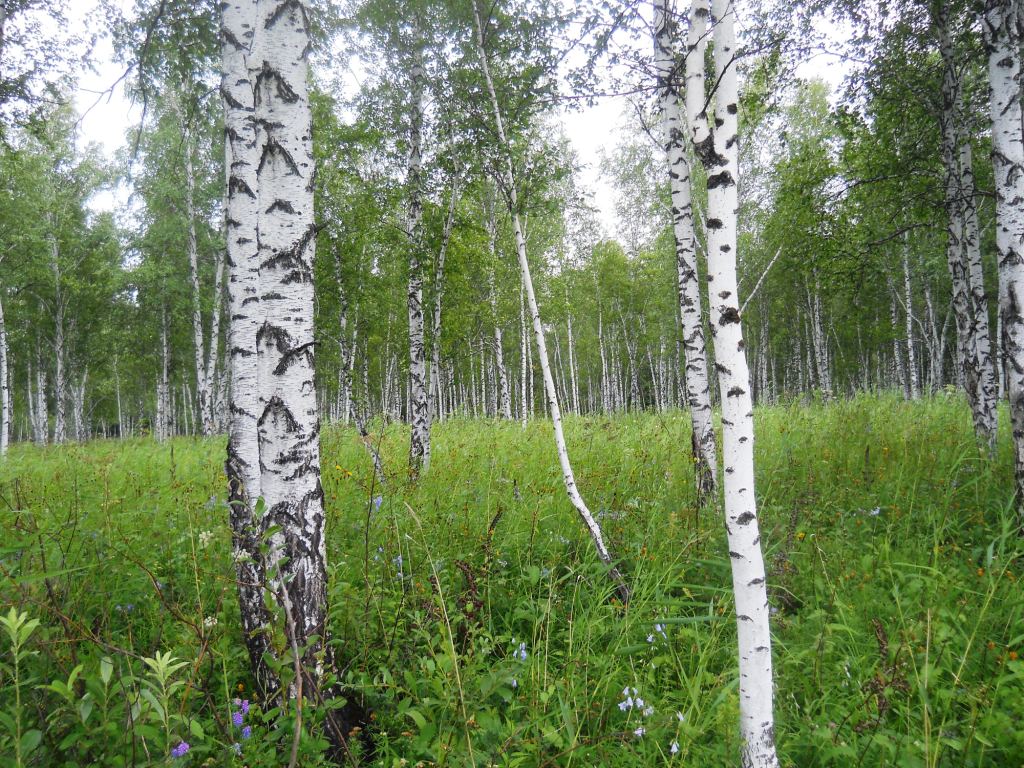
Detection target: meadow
<box><xmin>1</xmin><ymin>393</ymin><xmax>1021</xmax><ymax>767</ymax></box>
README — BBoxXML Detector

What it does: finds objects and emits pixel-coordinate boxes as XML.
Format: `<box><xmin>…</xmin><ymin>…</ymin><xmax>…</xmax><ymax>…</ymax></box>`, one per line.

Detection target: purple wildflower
<box><xmin>241</xmin><ymin>726</ymin><xmax>252</xmax><ymax>740</ymax></box>
<box><xmin>232</xmin><ymin>711</ymin><xmax>244</xmax><ymax>727</ymax></box>
<box><xmin>170</xmin><ymin>741</ymin><xmax>190</xmax><ymax>757</ymax></box>
<box><xmin>373</xmin><ymin>495</ymin><xmax>383</xmax><ymax>510</ymax></box>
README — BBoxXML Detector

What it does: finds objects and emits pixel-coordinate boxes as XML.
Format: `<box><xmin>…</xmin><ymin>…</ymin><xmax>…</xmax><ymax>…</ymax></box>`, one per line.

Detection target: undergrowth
<box><xmin>0</xmin><ymin>392</ymin><xmax>1021</xmax><ymax>766</ymax></box>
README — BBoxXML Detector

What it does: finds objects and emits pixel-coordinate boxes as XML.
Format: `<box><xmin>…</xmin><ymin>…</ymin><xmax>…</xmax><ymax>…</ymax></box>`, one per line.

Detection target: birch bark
<box><xmin>221</xmin><ymin>0</ymin><xmax>275</xmax><ymax>697</ymax></box>
<box><xmin>938</xmin><ymin>9</ymin><xmax>997</xmax><ymax>447</ymax></box>
<box><xmin>0</xmin><ymin>288</ymin><xmax>8</xmax><ymax>457</ymax></box>
<box><xmin>474</xmin><ymin>0</ymin><xmax>627</xmax><ymax>601</ymax></box>
<box><xmin>688</xmin><ymin>0</ymin><xmax>779</xmax><ymax>762</ymax></box>
<box><xmin>406</xmin><ymin>46</ymin><xmax>431</xmax><ymax>478</ymax></box>
<box><xmin>250</xmin><ymin>0</ymin><xmax>335</xmax><ymax>712</ymax></box>
<box><xmin>655</xmin><ymin>0</ymin><xmax>717</xmax><ymax>502</ymax></box>
<box><xmin>983</xmin><ymin>0</ymin><xmax>1024</xmax><ymax>515</ymax></box>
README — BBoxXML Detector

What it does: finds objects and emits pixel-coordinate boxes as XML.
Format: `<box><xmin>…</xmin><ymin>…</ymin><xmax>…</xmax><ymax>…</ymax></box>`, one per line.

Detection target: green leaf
<box><xmin>20</xmin><ymin>729</ymin><xmax>43</xmax><ymax>756</ymax></box>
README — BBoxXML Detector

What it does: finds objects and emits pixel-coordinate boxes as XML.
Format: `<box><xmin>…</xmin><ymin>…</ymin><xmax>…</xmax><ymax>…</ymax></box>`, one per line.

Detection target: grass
<box><xmin>1</xmin><ymin>392</ymin><xmax>1022</xmax><ymax>766</ymax></box>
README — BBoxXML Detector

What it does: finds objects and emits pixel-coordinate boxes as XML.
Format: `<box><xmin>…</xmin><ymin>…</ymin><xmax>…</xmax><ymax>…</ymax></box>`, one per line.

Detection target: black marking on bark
<box><xmin>729</xmin><ymin>550</ymin><xmax>743</xmax><ymax>558</ymax></box>
<box><xmin>715</xmin><ymin>117</ymin><xmax>724</xmax><ymax>128</ymax></box>
<box><xmin>718</xmin><ymin>290</ymin><xmax>731</xmax><ymax>299</ymax></box>
<box><xmin>267</xmin><ymin>198</ymin><xmax>296</xmax><ymax>214</ymax></box>
<box><xmin>727</xmin><ymin>103</ymin><xmax>738</xmax><ymax>114</ymax></box>
<box><xmin>258</xmin><ymin>136</ymin><xmax>301</xmax><ymax>177</ymax></box>
<box><xmin>716</xmin><ymin>362</ymin><xmax>731</xmax><ymax>374</ymax></box>
<box><xmin>707</xmin><ymin>171</ymin><xmax>733</xmax><ymax>189</ymax></box>
<box><xmin>748</xmin><ymin>577</ymin><xmax>764</xmax><ymax>586</ymax></box>
<box><xmin>229</xmin><ymin>175</ymin><xmax>256</xmax><ymax>199</ymax></box>
<box><xmin>258</xmin><ymin>394</ymin><xmax>300</xmax><ymax>433</ymax></box>
<box><xmin>736</xmin><ymin>511</ymin><xmax>755</xmax><ymax>525</ymax></box>
<box><xmin>737</xmin><ymin>614</ymin><xmax>753</xmax><ymax>621</ymax></box>
<box><xmin>719</xmin><ymin>307</ymin><xmax>741</xmax><ymax>325</ymax></box>
<box><xmin>706</xmin><ymin>217</ymin><xmax>724</xmax><ymax>230</ymax></box>
<box><xmin>255</xmin><ymin>58</ymin><xmax>300</xmax><ymax>105</ymax></box>
<box><xmin>727</xmin><ymin>386</ymin><xmax>746</xmax><ymax>397</ymax></box>
<box><xmin>257</xmin><ymin>322</ymin><xmax>293</xmax><ymax>354</ymax></box>
<box><xmin>720</xmin><ymin>244</ymin><xmax>731</xmax><ymax>252</ymax></box>
<box><xmin>273</xmin><ymin>341</ymin><xmax>315</xmax><ymax>376</ymax></box>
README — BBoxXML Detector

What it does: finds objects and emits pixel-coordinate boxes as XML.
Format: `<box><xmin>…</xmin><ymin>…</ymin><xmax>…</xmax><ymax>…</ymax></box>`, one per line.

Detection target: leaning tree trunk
<box><xmin>984</xmin><ymin>0</ymin><xmax>1024</xmax><ymax>516</ymax></box>
<box><xmin>406</xmin><ymin>46</ymin><xmax>431</xmax><ymax>479</ymax></box>
<box><xmin>221</xmin><ymin>0</ymin><xmax>275</xmax><ymax>698</ymax></box>
<box><xmin>688</xmin><ymin>0</ymin><xmax>780</xmax><ymax>763</ymax></box>
<box><xmin>474</xmin><ymin>0</ymin><xmax>628</xmax><ymax>603</ymax></box>
<box><xmin>655</xmin><ymin>0</ymin><xmax>716</xmax><ymax>503</ymax></box>
<box><xmin>250</xmin><ymin>5</ymin><xmax>353</xmax><ymax>746</ymax></box>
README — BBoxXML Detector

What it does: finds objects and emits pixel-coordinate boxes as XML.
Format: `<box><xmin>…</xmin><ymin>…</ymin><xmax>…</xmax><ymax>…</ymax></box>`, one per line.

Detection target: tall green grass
<box><xmin>0</xmin><ymin>393</ymin><xmax>1020</xmax><ymax>766</ymax></box>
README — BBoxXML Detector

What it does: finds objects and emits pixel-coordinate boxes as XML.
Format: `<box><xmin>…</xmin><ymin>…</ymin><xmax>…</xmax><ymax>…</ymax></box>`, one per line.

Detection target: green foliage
<box><xmin>0</xmin><ymin>396</ymin><xmax>1020</xmax><ymax>765</ymax></box>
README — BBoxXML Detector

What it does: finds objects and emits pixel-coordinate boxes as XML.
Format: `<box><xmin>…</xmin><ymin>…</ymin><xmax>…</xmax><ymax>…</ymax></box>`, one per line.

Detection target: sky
<box><xmin>68</xmin><ymin>1</ymin><xmax>849</xmax><ymax>235</ymax></box>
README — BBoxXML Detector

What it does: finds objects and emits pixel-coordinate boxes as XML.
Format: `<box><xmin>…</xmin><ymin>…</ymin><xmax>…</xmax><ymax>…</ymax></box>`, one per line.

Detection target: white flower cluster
<box><xmin>618</xmin><ymin>687</ymin><xmax>654</xmax><ymax>717</ymax></box>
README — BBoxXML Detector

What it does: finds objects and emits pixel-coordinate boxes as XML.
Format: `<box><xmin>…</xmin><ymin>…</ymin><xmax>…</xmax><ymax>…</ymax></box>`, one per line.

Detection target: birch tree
<box><xmin>982</xmin><ymin>0</ymin><xmax>1024</xmax><ymax>515</ymax></box>
<box><xmin>250</xmin><ymin>0</ymin><xmax>332</xmax><ymax>699</ymax></box>
<box><xmin>687</xmin><ymin>0</ymin><xmax>779</xmax><ymax>762</ymax></box>
<box><xmin>472</xmin><ymin>0</ymin><xmax>629</xmax><ymax>603</ymax></box>
<box><xmin>653</xmin><ymin>0</ymin><xmax>717</xmax><ymax>504</ymax></box>
<box><xmin>221</xmin><ymin>0</ymin><xmax>275</xmax><ymax>696</ymax></box>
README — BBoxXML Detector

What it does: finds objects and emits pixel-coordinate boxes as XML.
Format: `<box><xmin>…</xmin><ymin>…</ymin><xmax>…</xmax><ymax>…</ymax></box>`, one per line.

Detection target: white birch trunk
<box><xmin>180</xmin><ymin>115</ymin><xmax>213</xmax><ymax>438</ymax></box>
<box><xmin>688</xmin><ymin>0</ymin><xmax>779</xmax><ymax>762</ymax></box>
<box><xmin>49</xmin><ymin>229</ymin><xmax>66</xmax><ymax>444</ymax></box>
<box><xmin>250</xmin><ymin>0</ymin><xmax>333</xmax><ymax>702</ymax></box>
<box><xmin>902</xmin><ymin>246</ymin><xmax>921</xmax><ymax>399</ymax></box>
<box><xmin>938</xmin><ymin>9</ymin><xmax>997</xmax><ymax>447</ymax></box>
<box><xmin>0</xmin><ymin>289</ymin><xmax>8</xmax><ymax>456</ymax></box>
<box><xmin>221</xmin><ymin>0</ymin><xmax>276</xmax><ymax>697</ymax></box>
<box><xmin>656</xmin><ymin>0</ymin><xmax>717</xmax><ymax>500</ymax></box>
<box><xmin>406</xmin><ymin>47</ymin><xmax>431</xmax><ymax>477</ymax></box>
<box><xmin>474</xmin><ymin>0</ymin><xmax>627</xmax><ymax>601</ymax></box>
<box><xmin>983</xmin><ymin>0</ymin><xmax>1024</xmax><ymax>513</ymax></box>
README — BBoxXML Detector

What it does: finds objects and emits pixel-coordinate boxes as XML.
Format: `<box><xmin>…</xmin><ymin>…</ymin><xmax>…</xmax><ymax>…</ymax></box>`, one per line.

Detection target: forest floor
<box><xmin>1</xmin><ymin>393</ymin><xmax>1022</xmax><ymax>767</ymax></box>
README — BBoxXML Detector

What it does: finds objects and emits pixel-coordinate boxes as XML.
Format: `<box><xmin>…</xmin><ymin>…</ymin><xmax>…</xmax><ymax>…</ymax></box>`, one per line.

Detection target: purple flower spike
<box><xmin>240</xmin><ymin>699</ymin><xmax>249</xmax><ymax>715</ymax></box>
<box><xmin>242</xmin><ymin>725</ymin><xmax>252</xmax><ymax>740</ymax></box>
<box><xmin>171</xmin><ymin>741</ymin><xmax>190</xmax><ymax>757</ymax></box>
<box><xmin>373</xmin><ymin>495</ymin><xmax>383</xmax><ymax>511</ymax></box>
<box><xmin>232</xmin><ymin>711</ymin><xmax>244</xmax><ymax>727</ymax></box>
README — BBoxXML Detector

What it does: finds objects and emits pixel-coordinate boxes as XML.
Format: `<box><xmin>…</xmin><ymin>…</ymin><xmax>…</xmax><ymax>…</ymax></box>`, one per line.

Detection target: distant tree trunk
<box><xmin>430</xmin><ymin>178</ymin><xmax>459</xmax><ymax>424</ymax></box>
<box><xmin>520</xmin><ymin>281</ymin><xmax>528</xmax><ymax>425</ymax></box>
<box><xmin>902</xmin><ymin>246</ymin><xmax>921</xmax><ymax>399</ymax></box>
<box><xmin>655</xmin><ymin>0</ymin><xmax>717</xmax><ymax>500</ymax></box>
<box><xmin>205</xmin><ymin>250</ymin><xmax>226</xmax><ymax>431</ymax></box>
<box><xmin>180</xmin><ymin>115</ymin><xmax>213</xmax><ymax>438</ymax></box>
<box><xmin>566</xmin><ymin>294</ymin><xmax>580</xmax><ymax>414</ymax></box>
<box><xmin>486</xmin><ymin>194</ymin><xmax>512</xmax><ymax>420</ymax></box>
<box><xmin>475</xmin><ymin>0</ymin><xmax>628</xmax><ymax>602</ymax></box>
<box><xmin>250</xmin><ymin>0</ymin><xmax>342</xmax><ymax>732</ymax></box>
<box><xmin>49</xmin><ymin>228</ymin><xmax>66</xmax><ymax>444</ymax></box>
<box><xmin>938</xmin><ymin>8</ymin><xmax>997</xmax><ymax>447</ymax></box>
<box><xmin>0</xmin><ymin>290</ymin><xmax>8</xmax><ymax>456</ymax></box>
<box><xmin>71</xmin><ymin>369</ymin><xmax>87</xmax><ymax>441</ymax></box>
<box><xmin>406</xmin><ymin>46</ymin><xmax>431</xmax><ymax>478</ymax></box>
<box><xmin>960</xmin><ymin>143</ymin><xmax>998</xmax><ymax>417</ymax></box>
<box><xmin>687</xmin><ymin>0</ymin><xmax>779</xmax><ymax>763</ymax></box>
<box><xmin>221</xmin><ymin>0</ymin><xmax>275</xmax><ymax>699</ymax></box>
<box><xmin>983</xmin><ymin>0</ymin><xmax>1024</xmax><ymax>515</ymax></box>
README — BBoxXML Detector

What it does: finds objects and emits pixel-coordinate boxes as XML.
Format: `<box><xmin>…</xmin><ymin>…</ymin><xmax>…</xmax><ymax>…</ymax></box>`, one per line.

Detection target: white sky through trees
<box><xmin>67</xmin><ymin>1</ymin><xmax>847</xmax><ymax>233</ymax></box>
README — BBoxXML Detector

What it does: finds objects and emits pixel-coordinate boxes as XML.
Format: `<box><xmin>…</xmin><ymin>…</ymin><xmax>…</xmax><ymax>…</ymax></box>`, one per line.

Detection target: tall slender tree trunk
<box><xmin>0</xmin><ymin>290</ymin><xmax>8</xmax><ymax>457</ymax></box>
<box><xmin>222</xmin><ymin>0</ymin><xmax>275</xmax><ymax>698</ymax></box>
<box><xmin>49</xmin><ymin>229</ymin><xmax>66</xmax><ymax>445</ymax></box>
<box><xmin>430</xmin><ymin>177</ymin><xmax>458</xmax><ymax>424</ymax></box>
<box><xmin>688</xmin><ymin>0</ymin><xmax>779</xmax><ymax>762</ymax></box>
<box><xmin>406</xmin><ymin>46</ymin><xmax>431</xmax><ymax>478</ymax></box>
<box><xmin>938</xmin><ymin>8</ymin><xmax>997</xmax><ymax>447</ymax></box>
<box><xmin>902</xmin><ymin>246</ymin><xmax>921</xmax><ymax>399</ymax></box>
<box><xmin>983</xmin><ymin>0</ymin><xmax>1024</xmax><ymax>516</ymax></box>
<box><xmin>250</xmin><ymin>4</ymin><xmax>348</xmax><ymax>742</ymax></box>
<box><xmin>474</xmin><ymin>0</ymin><xmax>627</xmax><ymax>602</ymax></box>
<box><xmin>960</xmin><ymin>143</ymin><xmax>998</xmax><ymax>421</ymax></box>
<box><xmin>486</xmin><ymin>193</ymin><xmax>513</xmax><ymax>419</ymax></box>
<box><xmin>181</xmin><ymin>116</ymin><xmax>213</xmax><ymax>438</ymax></box>
<box><xmin>655</xmin><ymin>0</ymin><xmax>717</xmax><ymax>502</ymax></box>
